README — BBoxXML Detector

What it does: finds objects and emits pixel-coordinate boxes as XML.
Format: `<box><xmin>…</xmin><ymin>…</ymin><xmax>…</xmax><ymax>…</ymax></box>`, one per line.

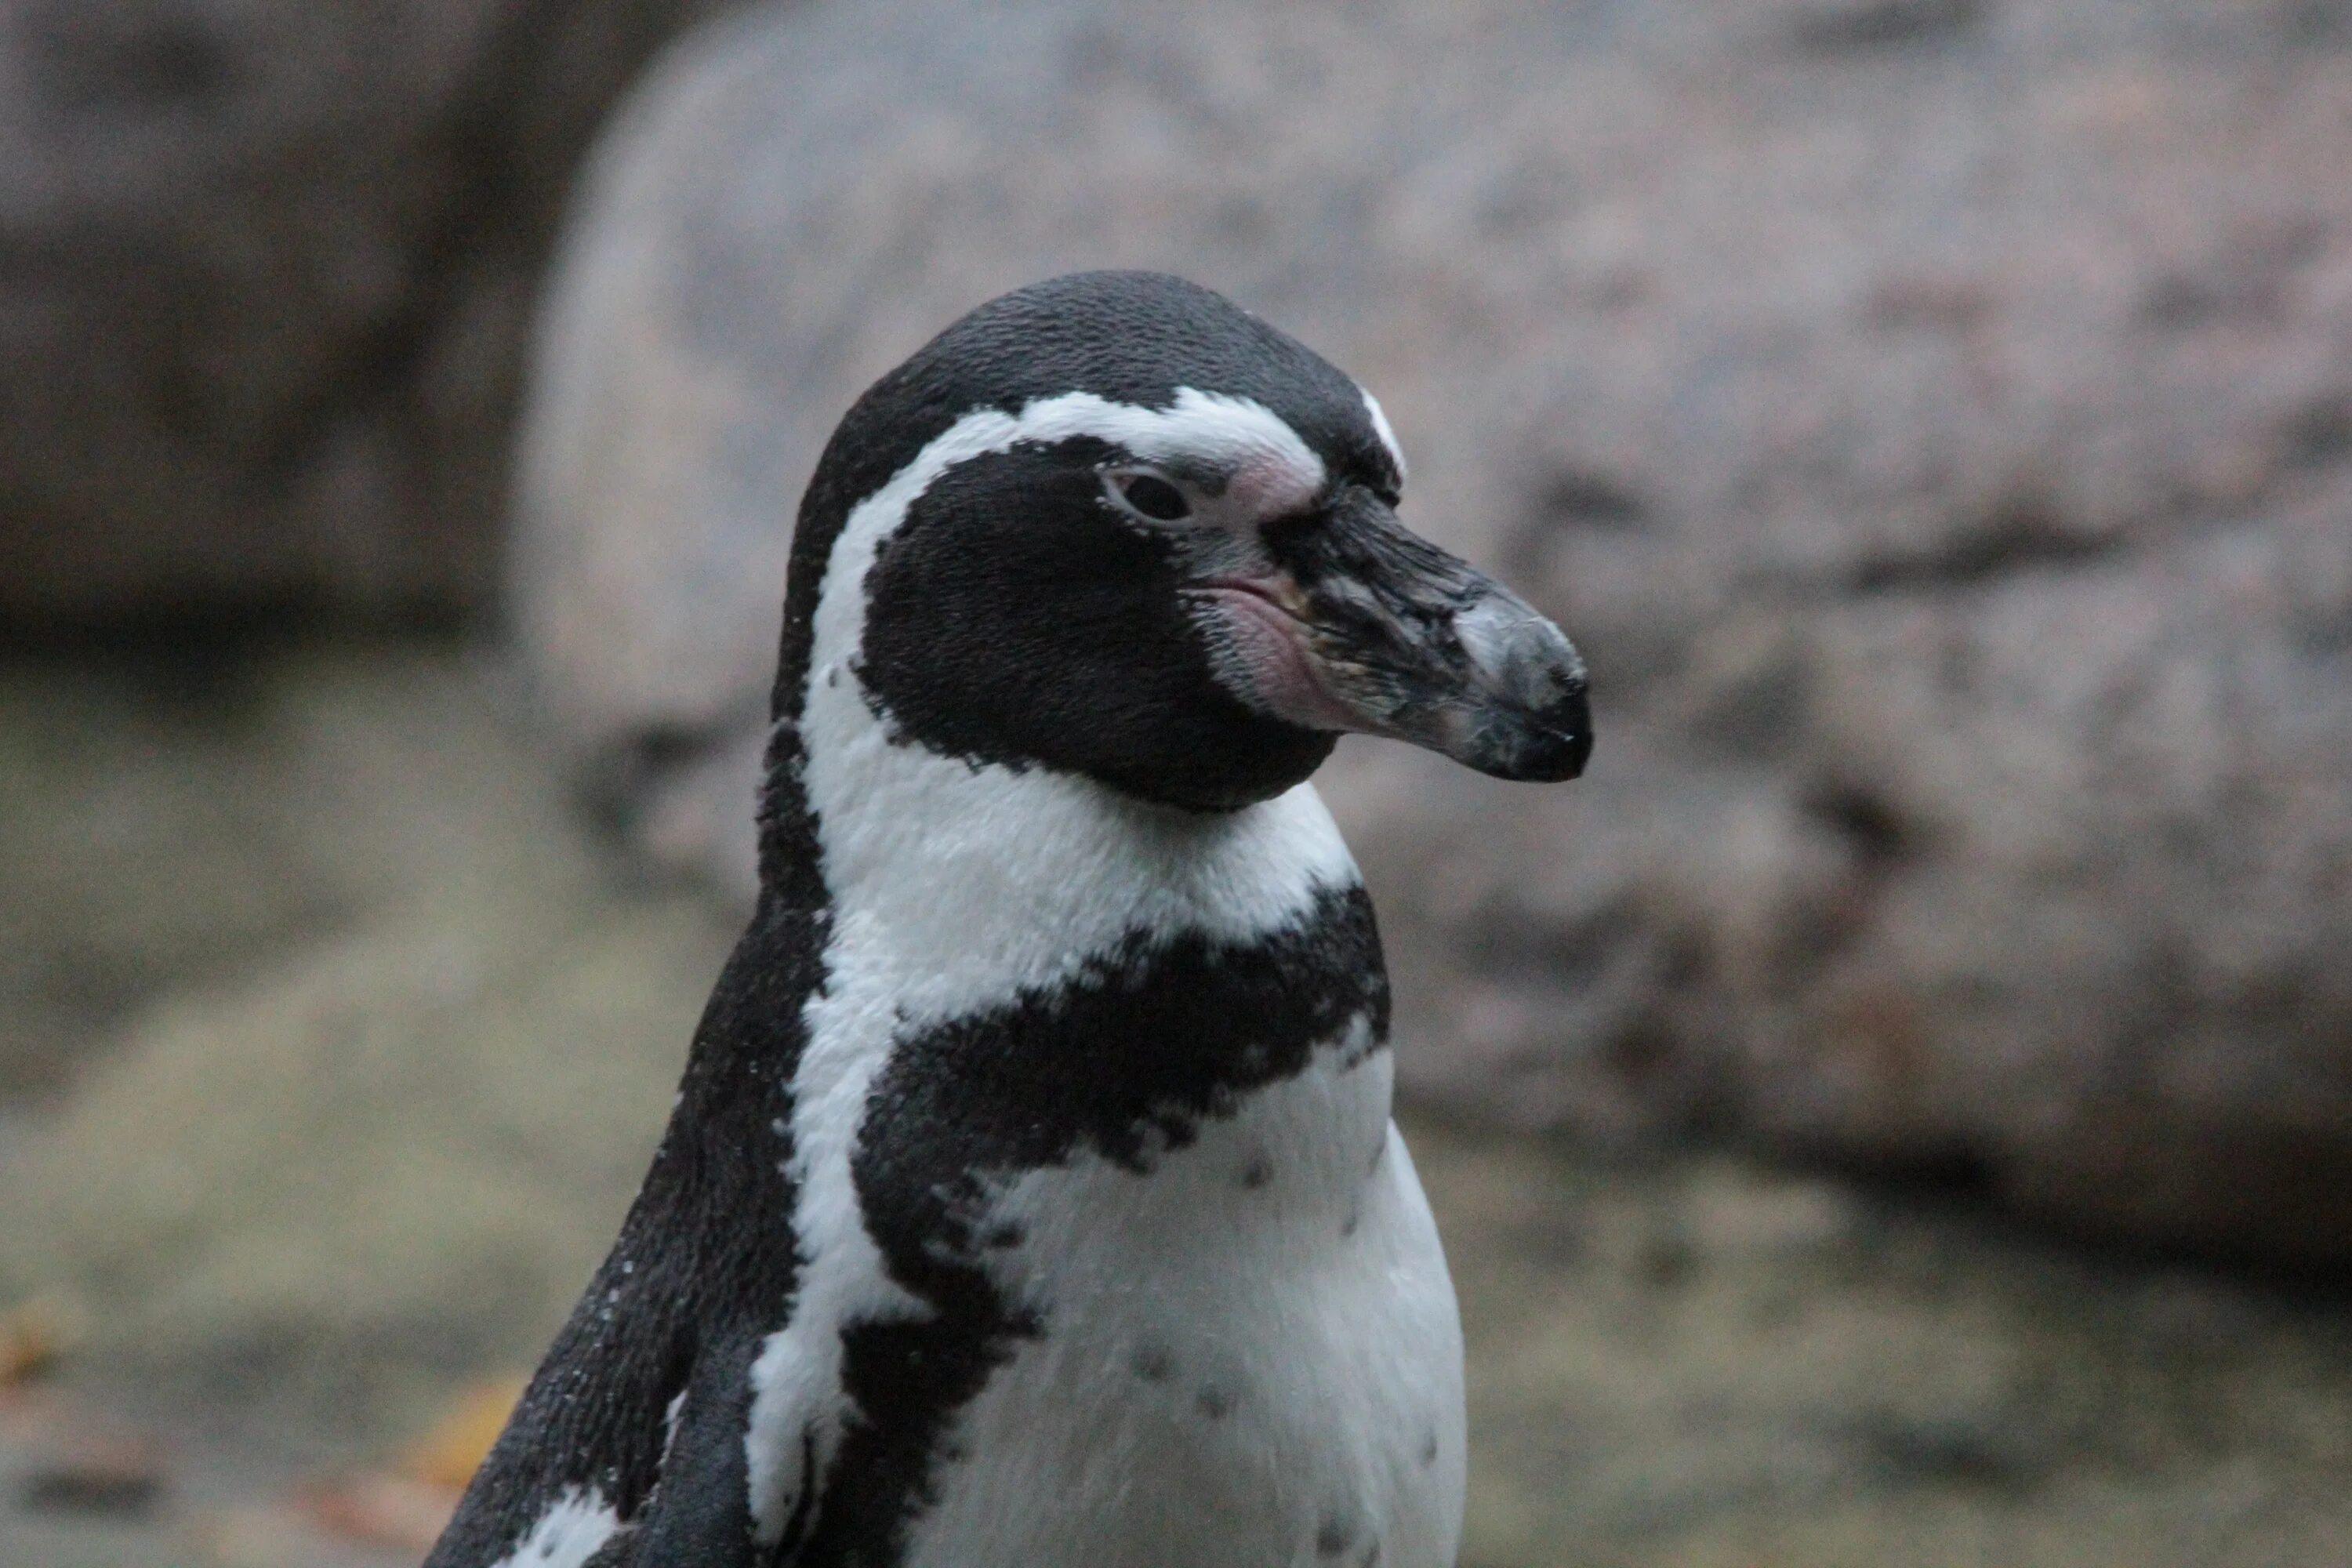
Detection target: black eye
<box><xmin>1115</xmin><ymin>472</ymin><xmax>1192</xmax><ymax>522</ymax></box>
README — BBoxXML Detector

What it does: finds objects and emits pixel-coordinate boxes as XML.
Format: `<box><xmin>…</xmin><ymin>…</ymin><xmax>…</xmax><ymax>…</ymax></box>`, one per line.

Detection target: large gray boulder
<box><xmin>512</xmin><ymin>0</ymin><xmax>2352</xmax><ymax>1263</ymax></box>
<box><xmin>0</xmin><ymin>0</ymin><xmax>730</xmax><ymax>626</ymax></box>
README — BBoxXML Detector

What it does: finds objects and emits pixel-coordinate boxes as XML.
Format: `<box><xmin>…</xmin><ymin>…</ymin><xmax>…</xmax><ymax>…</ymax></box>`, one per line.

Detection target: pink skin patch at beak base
<box><xmin>1192</xmin><ymin>579</ymin><xmax>1363</xmax><ymax>733</ymax></box>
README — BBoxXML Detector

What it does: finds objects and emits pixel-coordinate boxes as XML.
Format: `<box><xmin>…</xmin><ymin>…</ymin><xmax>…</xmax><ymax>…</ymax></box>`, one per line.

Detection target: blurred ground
<box><xmin>1</xmin><ymin>642</ymin><xmax>2347</xmax><ymax>1566</ymax></box>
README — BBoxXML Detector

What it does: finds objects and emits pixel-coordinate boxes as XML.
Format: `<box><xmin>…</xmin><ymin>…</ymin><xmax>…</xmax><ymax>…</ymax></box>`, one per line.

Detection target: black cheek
<box><xmin>858</xmin><ymin>447</ymin><xmax>1338</xmax><ymax>810</ymax></box>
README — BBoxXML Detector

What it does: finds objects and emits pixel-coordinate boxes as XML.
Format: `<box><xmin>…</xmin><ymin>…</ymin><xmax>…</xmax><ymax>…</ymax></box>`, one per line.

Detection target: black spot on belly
<box><xmin>1241</xmin><ymin>1152</ymin><xmax>1273</xmax><ymax>1190</ymax></box>
<box><xmin>1196</xmin><ymin>1385</ymin><xmax>1233</xmax><ymax>1420</ymax></box>
<box><xmin>1420</xmin><ymin>1428</ymin><xmax>1440</xmax><ymax>1467</ymax></box>
<box><xmin>1341</xmin><ymin>1198</ymin><xmax>1362</xmax><ymax>1238</ymax></box>
<box><xmin>1131</xmin><ymin>1345</ymin><xmax>1174</xmax><ymax>1383</ymax></box>
<box><xmin>1316</xmin><ymin>1512</ymin><xmax>1356</xmax><ymax>1555</ymax></box>
<box><xmin>980</xmin><ymin>1219</ymin><xmax>1025</xmax><ymax>1249</ymax></box>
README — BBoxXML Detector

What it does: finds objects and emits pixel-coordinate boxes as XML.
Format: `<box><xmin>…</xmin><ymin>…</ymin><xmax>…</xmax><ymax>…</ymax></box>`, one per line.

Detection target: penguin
<box><xmin>426</xmin><ymin>270</ymin><xmax>1591</xmax><ymax>1568</ymax></box>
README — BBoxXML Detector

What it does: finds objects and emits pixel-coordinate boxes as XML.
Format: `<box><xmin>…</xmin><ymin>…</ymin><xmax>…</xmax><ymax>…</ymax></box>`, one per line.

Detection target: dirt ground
<box><xmin>2</xmin><ymin>641</ymin><xmax>2347</xmax><ymax>1567</ymax></box>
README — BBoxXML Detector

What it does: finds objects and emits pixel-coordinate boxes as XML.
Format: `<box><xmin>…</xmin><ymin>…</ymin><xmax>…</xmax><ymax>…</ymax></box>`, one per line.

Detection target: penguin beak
<box><xmin>1192</xmin><ymin>488</ymin><xmax>1592</xmax><ymax>781</ymax></box>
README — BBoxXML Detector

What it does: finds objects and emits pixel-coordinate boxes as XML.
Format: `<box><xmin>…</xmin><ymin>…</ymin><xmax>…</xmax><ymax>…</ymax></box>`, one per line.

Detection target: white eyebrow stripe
<box><xmin>1360</xmin><ymin>387</ymin><xmax>1407</xmax><ymax>485</ymax></box>
<box><xmin>1016</xmin><ymin>386</ymin><xmax>1325</xmax><ymax>488</ymax></box>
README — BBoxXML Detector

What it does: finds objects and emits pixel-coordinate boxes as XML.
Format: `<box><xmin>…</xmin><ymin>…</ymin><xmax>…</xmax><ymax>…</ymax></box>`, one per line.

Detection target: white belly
<box><xmin>900</xmin><ymin>1047</ymin><xmax>1466</xmax><ymax>1568</ymax></box>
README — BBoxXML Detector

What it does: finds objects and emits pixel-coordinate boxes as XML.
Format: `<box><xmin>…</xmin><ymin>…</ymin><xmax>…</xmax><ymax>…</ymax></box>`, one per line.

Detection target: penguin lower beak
<box><xmin>1194</xmin><ymin>489</ymin><xmax>1592</xmax><ymax>782</ymax></box>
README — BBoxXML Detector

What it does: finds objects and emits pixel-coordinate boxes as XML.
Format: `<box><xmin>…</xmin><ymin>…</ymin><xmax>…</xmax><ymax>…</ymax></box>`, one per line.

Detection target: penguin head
<box><xmin>777</xmin><ymin>270</ymin><xmax>1590</xmax><ymax>814</ymax></box>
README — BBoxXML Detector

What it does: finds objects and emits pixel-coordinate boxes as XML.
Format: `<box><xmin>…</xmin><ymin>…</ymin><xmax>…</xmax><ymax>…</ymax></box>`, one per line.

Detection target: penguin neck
<box><xmin>779</xmin><ymin>659</ymin><xmax>1363</xmax><ymax>1014</ymax></box>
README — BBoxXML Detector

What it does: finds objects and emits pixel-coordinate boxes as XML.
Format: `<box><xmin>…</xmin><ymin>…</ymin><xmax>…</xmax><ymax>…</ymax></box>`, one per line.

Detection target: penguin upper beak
<box><xmin>1193</xmin><ymin>488</ymin><xmax>1592</xmax><ymax>781</ymax></box>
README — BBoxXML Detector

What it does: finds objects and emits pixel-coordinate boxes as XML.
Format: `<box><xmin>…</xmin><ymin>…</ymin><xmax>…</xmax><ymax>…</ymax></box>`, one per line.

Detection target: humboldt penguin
<box><xmin>427</xmin><ymin>270</ymin><xmax>1591</xmax><ymax>1568</ymax></box>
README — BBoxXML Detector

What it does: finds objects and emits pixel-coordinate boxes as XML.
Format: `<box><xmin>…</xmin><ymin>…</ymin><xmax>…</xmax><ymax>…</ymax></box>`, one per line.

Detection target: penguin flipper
<box><xmin>605</xmin><ymin>1331</ymin><xmax>793</xmax><ymax>1567</ymax></box>
<box><xmin>423</xmin><ymin>1231</ymin><xmax>695</xmax><ymax>1568</ymax></box>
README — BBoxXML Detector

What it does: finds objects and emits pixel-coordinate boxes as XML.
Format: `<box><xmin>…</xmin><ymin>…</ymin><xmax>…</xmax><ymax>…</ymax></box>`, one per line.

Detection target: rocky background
<box><xmin>0</xmin><ymin>0</ymin><xmax>731</xmax><ymax>623</ymax></box>
<box><xmin>1</xmin><ymin>0</ymin><xmax>2348</xmax><ymax>1565</ymax></box>
<box><xmin>514</xmin><ymin>0</ymin><xmax>2352</xmax><ymax>1265</ymax></box>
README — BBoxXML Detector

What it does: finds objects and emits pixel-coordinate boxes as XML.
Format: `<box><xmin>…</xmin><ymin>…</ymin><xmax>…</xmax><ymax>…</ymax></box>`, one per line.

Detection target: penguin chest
<box><xmin>900</xmin><ymin>1047</ymin><xmax>1467</xmax><ymax>1568</ymax></box>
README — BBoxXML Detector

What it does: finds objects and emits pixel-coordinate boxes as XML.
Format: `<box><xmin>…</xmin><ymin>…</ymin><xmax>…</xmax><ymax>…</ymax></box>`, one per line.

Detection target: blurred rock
<box><xmin>0</xmin><ymin>0</ymin><xmax>732</xmax><ymax>627</ymax></box>
<box><xmin>510</xmin><ymin>0</ymin><xmax>2352</xmax><ymax>1262</ymax></box>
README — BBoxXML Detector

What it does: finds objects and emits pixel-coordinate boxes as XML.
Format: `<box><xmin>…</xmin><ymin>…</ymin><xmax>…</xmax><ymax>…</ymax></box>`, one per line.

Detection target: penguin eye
<box><xmin>1105</xmin><ymin>470</ymin><xmax>1194</xmax><ymax>524</ymax></box>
